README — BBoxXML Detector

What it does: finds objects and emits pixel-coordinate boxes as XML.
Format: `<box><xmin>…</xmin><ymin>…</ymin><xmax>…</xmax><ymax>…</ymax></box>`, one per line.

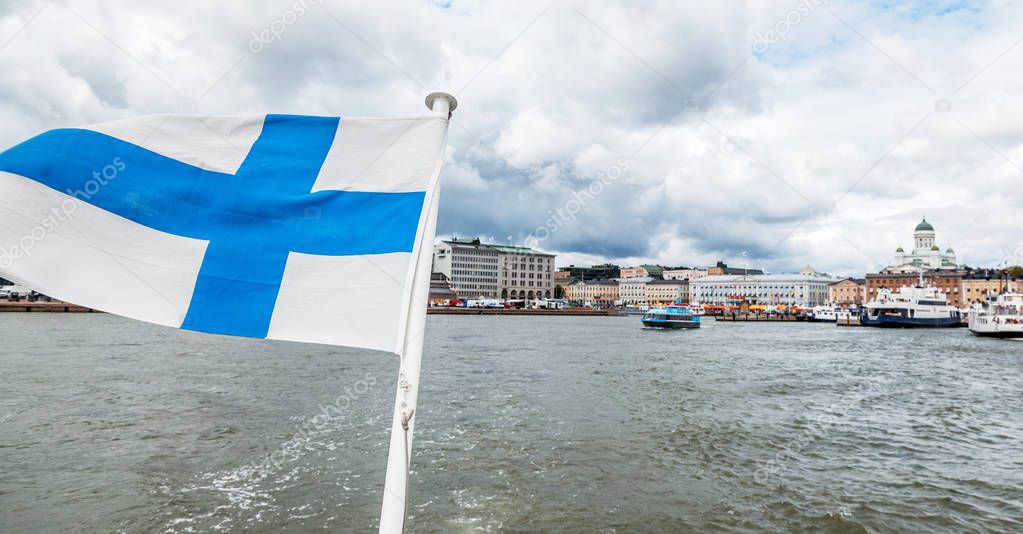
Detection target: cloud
<box><xmin>0</xmin><ymin>0</ymin><xmax>1021</xmax><ymax>277</ymax></box>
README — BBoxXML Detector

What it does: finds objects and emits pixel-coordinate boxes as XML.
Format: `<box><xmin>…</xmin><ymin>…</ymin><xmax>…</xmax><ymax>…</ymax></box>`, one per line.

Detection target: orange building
<box><xmin>829</xmin><ymin>278</ymin><xmax>866</xmax><ymax>307</ymax></box>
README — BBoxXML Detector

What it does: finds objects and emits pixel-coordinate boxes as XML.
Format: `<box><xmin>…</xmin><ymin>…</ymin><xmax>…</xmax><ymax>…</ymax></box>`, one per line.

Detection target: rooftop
<box><xmin>829</xmin><ymin>277</ymin><xmax>866</xmax><ymax>285</ymax></box>
<box><xmin>443</xmin><ymin>237</ymin><xmax>554</xmax><ymax>256</ymax></box>
<box><xmin>570</xmin><ymin>278</ymin><xmax>619</xmax><ymax>286</ymax></box>
<box><xmin>648</xmin><ymin>278</ymin><xmax>687</xmax><ymax>285</ymax></box>
<box><xmin>695</xmin><ymin>273</ymin><xmax>843</xmax><ymax>283</ymax></box>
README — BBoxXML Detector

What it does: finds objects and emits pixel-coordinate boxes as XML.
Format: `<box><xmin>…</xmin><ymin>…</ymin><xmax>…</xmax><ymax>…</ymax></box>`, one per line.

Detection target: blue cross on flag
<box><xmin>0</xmin><ymin>113</ymin><xmax>448</xmax><ymax>353</ymax></box>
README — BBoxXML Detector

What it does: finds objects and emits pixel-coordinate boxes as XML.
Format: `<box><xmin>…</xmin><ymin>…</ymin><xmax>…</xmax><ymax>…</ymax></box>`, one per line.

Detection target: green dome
<box><xmin>896</xmin><ymin>246</ymin><xmax>904</xmax><ymax>252</ymax></box>
<box><xmin>931</xmin><ymin>245</ymin><xmax>940</xmax><ymax>251</ymax></box>
<box><xmin>915</xmin><ymin>218</ymin><xmax>934</xmax><ymax>232</ymax></box>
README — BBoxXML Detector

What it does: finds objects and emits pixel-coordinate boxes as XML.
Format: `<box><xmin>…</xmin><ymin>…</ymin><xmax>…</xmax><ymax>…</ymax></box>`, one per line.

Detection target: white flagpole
<box><xmin>379</xmin><ymin>92</ymin><xmax>456</xmax><ymax>534</ymax></box>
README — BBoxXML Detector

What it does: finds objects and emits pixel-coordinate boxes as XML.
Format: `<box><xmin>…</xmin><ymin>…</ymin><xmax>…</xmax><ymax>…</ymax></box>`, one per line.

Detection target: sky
<box><xmin>0</xmin><ymin>0</ymin><xmax>1021</xmax><ymax>276</ymax></box>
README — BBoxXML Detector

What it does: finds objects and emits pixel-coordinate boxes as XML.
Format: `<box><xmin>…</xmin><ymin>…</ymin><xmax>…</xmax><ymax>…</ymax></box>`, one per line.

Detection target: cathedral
<box><xmin>883</xmin><ymin>218</ymin><xmax>958</xmax><ymax>273</ymax></box>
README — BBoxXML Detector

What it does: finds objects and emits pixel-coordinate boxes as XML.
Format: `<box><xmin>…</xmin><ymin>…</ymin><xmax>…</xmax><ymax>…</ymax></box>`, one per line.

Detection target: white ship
<box><xmin>861</xmin><ymin>285</ymin><xmax>963</xmax><ymax>328</ymax></box>
<box><xmin>968</xmin><ymin>293</ymin><xmax>1023</xmax><ymax>338</ymax></box>
<box><xmin>807</xmin><ymin>305</ymin><xmax>838</xmax><ymax>322</ymax></box>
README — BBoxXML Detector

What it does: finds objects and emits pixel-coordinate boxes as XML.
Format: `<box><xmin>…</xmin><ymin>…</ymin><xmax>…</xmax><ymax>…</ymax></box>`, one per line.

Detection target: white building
<box><xmin>619</xmin><ymin>276</ymin><xmax>652</xmax><ymax>305</ymax></box>
<box><xmin>433</xmin><ymin>238</ymin><xmax>555</xmax><ymax>300</ymax></box>
<box><xmin>433</xmin><ymin>238</ymin><xmax>499</xmax><ymax>299</ymax></box>
<box><xmin>662</xmin><ymin>268</ymin><xmax>707</xmax><ymax>281</ymax></box>
<box><xmin>691</xmin><ymin>273</ymin><xmax>842</xmax><ymax>308</ymax></box>
<box><xmin>884</xmin><ymin>218</ymin><xmax>958</xmax><ymax>273</ymax></box>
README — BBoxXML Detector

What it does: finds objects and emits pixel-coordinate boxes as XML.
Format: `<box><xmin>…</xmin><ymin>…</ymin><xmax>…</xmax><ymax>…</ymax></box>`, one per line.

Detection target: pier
<box><xmin>0</xmin><ymin>301</ymin><xmax>96</xmax><ymax>313</ymax></box>
<box><xmin>716</xmin><ymin>314</ymin><xmax>803</xmax><ymax>322</ymax></box>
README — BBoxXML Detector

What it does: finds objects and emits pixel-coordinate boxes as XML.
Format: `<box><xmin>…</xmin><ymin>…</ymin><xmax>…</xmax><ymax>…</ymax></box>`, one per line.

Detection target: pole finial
<box><xmin>425</xmin><ymin>92</ymin><xmax>457</xmax><ymax>118</ymax></box>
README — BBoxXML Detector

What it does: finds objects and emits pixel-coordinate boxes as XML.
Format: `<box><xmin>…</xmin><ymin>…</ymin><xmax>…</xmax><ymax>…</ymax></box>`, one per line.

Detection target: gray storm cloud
<box><xmin>0</xmin><ymin>0</ymin><xmax>1020</xmax><ymax>276</ymax></box>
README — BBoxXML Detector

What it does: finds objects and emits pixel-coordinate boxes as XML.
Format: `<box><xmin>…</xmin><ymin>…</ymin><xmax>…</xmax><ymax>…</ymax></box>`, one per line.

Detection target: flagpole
<box><xmin>379</xmin><ymin>92</ymin><xmax>456</xmax><ymax>534</ymax></box>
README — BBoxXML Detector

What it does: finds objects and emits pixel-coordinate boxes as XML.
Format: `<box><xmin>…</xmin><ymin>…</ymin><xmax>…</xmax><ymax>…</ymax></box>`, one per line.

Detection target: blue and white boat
<box><xmin>861</xmin><ymin>285</ymin><xmax>962</xmax><ymax>328</ymax></box>
<box><xmin>642</xmin><ymin>306</ymin><xmax>700</xmax><ymax>329</ymax></box>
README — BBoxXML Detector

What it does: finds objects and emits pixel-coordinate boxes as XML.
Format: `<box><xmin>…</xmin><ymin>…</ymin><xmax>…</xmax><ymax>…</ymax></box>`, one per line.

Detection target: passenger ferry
<box><xmin>861</xmin><ymin>285</ymin><xmax>962</xmax><ymax>328</ymax></box>
<box><xmin>807</xmin><ymin>305</ymin><xmax>839</xmax><ymax>322</ymax></box>
<box><xmin>642</xmin><ymin>306</ymin><xmax>700</xmax><ymax>329</ymax></box>
<box><xmin>968</xmin><ymin>293</ymin><xmax>1023</xmax><ymax>338</ymax></box>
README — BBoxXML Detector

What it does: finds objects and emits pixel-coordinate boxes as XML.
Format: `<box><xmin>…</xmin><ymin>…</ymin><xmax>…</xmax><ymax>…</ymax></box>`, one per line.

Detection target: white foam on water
<box><xmin>162</xmin><ymin>410</ymin><xmax>362</xmax><ymax>532</ymax></box>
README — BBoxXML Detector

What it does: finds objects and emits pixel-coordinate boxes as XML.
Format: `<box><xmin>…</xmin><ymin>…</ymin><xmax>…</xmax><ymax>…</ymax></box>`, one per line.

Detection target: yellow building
<box><xmin>961</xmin><ymin>274</ymin><xmax>1021</xmax><ymax>305</ymax></box>
<box><xmin>565</xmin><ymin>279</ymin><xmax>619</xmax><ymax>305</ymax></box>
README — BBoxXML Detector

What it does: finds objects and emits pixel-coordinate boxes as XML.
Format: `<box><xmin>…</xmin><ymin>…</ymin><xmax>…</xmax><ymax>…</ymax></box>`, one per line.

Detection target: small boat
<box><xmin>642</xmin><ymin>306</ymin><xmax>700</xmax><ymax>329</ymax></box>
<box><xmin>807</xmin><ymin>305</ymin><xmax>838</xmax><ymax>322</ymax></box>
<box><xmin>836</xmin><ymin>308</ymin><xmax>861</xmax><ymax>326</ymax></box>
<box><xmin>968</xmin><ymin>293</ymin><xmax>1023</xmax><ymax>338</ymax></box>
<box><xmin>861</xmin><ymin>284</ymin><xmax>962</xmax><ymax>328</ymax></box>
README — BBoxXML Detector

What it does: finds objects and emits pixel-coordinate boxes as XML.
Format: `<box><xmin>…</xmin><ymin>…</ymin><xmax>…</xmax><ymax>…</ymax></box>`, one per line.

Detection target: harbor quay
<box><xmin>0</xmin><ymin>300</ymin><xmax>96</xmax><ymax>313</ymax></box>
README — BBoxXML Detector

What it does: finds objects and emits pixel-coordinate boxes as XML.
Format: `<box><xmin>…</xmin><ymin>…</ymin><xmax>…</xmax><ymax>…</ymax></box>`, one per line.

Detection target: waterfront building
<box><xmin>619</xmin><ymin>277</ymin><xmax>652</xmax><ymax>305</ymax></box>
<box><xmin>883</xmin><ymin>218</ymin><xmax>958</xmax><ymax>272</ymax></box>
<box><xmin>829</xmin><ymin>278</ymin><xmax>866</xmax><ymax>307</ymax></box>
<box><xmin>433</xmin><ymin>238</ymin><xmax>499</xmax><ymax>299</ymax></box>
<box><xmin>565</xmin><ymin>279</ymin><xmax>619</xmax><ymax>305</ymax></box>
<box><xmin>646</xmin><ymin>279</ymin><xmax>688</xmax><ymax>306</ymax></box>
<box><xmin>691</xmin><ymin>273</ymin><xmax>841</xmax><ymax>307</ymax></box>
<box><xmin>961</xmin><ymin>269</ymin><xmax>1022</xmax><ymax>305</ymax></box>
<box><xmin>493</xmin><ymin>243</ymin><xmax>556</xmax><ymax>300</ymax></box>
<box><xmin>553</xmin><ymin>274</ymin><xmax>575</xmax><ymax>299</ymax></box>
<box><xmin>621</xmin><ymin>265</ymin><xmax>664</xmax><ymax>279</ymax></box>
<box><xmin>433</xmin><ymin>238</ymin><xmax>555</xmax><ymax>300</ymax></box>
<box><xmin>429</xmin><ymin>273</ymin><xmax>458</xmax><ymax>305</ymax></box>
<box><xmin>662</xmin><ymin>268</ymin><xmax>708</xmax><ymax>281</ymax></box>
<box><xmin>865</xmin><ymin>271</ymin><xmax>965</xmax><ymax>307</ymax></box>
<box><xmin>707</xmin><ymin>261</ymin><xmax>764</xmax><ymax>276</ymax></box>
<box><xmin>558</xmin><ymin>263</ymin><xmax>621</xmax><ymax>280</ymax></box>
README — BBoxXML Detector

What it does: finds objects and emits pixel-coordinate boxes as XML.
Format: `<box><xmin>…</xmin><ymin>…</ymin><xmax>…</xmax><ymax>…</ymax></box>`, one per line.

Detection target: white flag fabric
<box><xmin>0</xmin><ymin>113</ymin><xmax>448</xmax><ymax>353</ymax></box>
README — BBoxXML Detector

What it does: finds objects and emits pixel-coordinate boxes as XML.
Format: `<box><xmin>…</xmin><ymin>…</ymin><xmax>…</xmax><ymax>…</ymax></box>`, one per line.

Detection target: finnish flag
<box><xmin>0</xmin><ymin>113</ymin><xmax>448</xmax><ymax>353</ymax></box>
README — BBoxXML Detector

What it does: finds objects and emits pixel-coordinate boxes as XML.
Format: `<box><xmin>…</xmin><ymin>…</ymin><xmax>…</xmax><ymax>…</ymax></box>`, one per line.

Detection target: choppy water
<box><xmin>1</xmin><ymin>313</ymin><xmax>1021</xmax><ymax>533</ymax></box>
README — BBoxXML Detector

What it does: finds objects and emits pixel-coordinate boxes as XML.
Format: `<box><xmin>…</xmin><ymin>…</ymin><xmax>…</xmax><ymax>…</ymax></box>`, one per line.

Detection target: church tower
<box><xmin>913</xmin><ymin>217</ymin><xmax>935</xmax><ymax>252</ymax></box>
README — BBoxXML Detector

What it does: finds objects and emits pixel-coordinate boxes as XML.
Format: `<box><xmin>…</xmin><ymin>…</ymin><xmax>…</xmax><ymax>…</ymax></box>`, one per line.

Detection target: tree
<box><xmin>1006</xmin><ymin>266</ymin><xmax>1023</xmax><ymax>278</ymax></box>
<box><xmin>554</xmin><ymin>285</ymin><xmax>565</xmax><ymax>298</ymax></box>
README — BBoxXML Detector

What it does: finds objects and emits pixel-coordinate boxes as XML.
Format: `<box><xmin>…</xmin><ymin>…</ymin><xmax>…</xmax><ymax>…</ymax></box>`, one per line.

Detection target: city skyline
<box><xmin>439</xmin><ymin>215</ymin><xmax>1020</xmax><ymax>277</ymax></box>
